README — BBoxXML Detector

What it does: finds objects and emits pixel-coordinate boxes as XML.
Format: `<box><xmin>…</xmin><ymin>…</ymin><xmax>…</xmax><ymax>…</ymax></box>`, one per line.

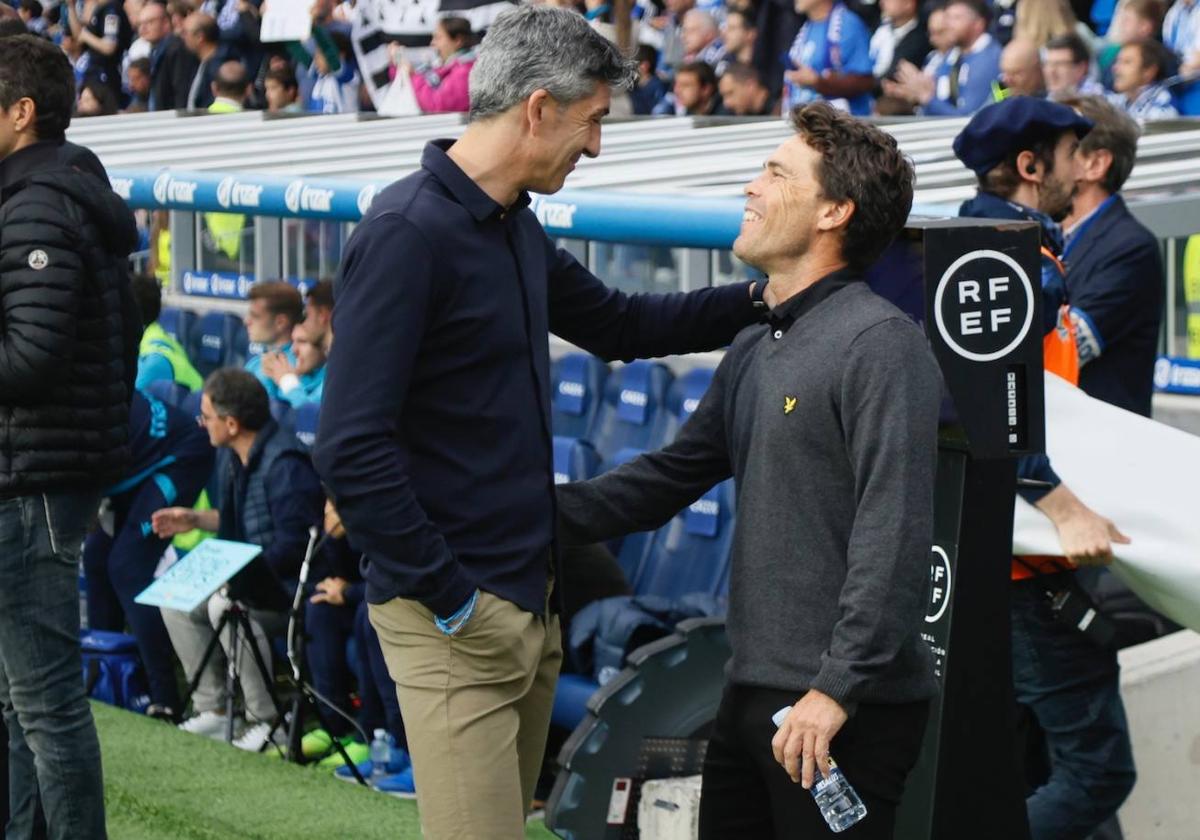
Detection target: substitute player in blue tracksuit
<box><xmin>83</xmin><ymin>391</ymin><xmax>214</xmax><ymax>719</ymax></box>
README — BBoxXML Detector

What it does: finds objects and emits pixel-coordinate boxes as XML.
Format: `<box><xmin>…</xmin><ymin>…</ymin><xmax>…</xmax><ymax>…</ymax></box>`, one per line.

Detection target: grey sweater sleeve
<box><xmin>557</xmin><ymin>358</ymin><xmax>735</xmax><ymax>545</ymax></box>
<box><xmin>809</xmin><ymin>318</ymin><xmax>941</xmax><ymax>710</ymax></box>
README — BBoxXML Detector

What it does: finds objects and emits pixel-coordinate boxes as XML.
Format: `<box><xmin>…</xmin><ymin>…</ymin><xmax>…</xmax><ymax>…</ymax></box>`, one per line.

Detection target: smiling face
<box><xmin>1043</xmin><ymin>47</ymin><xmax>1088</xmax><ymax>97</ymax></box>
<box><xmin>430</xmin><ymin>21</ymin><xmax>461</xmax><ymax>62</ymax></box>
<box><xmin>291</xmin><ymin>323</ymin><xmax>325</xmax><ymax>376</ymax></box>
<box><xmin>734</xmin><ymin>136</ymin><xmax>827</xmax><ymax>275</ymax></box>
<box><xmin>529</xmin><ymin>82</ymin><xmax>610</xmax><ymax>194</ymax></box>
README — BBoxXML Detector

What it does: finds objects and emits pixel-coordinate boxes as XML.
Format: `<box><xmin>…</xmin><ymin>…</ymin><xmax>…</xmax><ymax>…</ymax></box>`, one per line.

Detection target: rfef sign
<box><xmin>934</xmin><ymin>249</ymin><xmax>1034</xmax><ymax>363</ymax></box>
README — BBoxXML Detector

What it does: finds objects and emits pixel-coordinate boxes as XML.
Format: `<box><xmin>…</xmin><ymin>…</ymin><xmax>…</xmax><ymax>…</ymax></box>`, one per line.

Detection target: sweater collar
<box><xmin>767</xmin><ymin>267</ymin><xmax>859</xmax><ymax>334</ymax></box>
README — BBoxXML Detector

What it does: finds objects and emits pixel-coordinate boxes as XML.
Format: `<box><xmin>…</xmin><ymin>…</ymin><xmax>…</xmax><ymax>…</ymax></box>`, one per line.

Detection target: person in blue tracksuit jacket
<box><xmin>83</xmin><ymin>390</ymin><xmax>215</xmax><ymax>718</ymax></box>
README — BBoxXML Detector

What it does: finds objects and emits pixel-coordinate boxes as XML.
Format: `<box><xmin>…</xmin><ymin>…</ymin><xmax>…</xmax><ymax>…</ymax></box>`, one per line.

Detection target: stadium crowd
<box><xmin>3</xmin><ymin>0</ymin><xmax>1200</xmax><ymax>121</ymax></box>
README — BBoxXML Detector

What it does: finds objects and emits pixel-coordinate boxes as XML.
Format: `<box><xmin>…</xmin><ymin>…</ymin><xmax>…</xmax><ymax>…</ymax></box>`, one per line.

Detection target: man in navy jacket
<box><xmin>1059</xmin><ymin>96</ymin><xmax>1164</xmax><ymax>418</ymax></box>
<box><xmin>313</xmin><ymin>7</ymin><xmax>766</xmax><ymax>836</ymax></box>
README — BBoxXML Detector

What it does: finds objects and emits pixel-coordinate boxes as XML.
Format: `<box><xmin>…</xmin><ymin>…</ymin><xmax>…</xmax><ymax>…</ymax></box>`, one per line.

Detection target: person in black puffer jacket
<box><xmin>0</xmin><ymin>35</ymin><xmax>140</xmax><ymax>840</ymax></box>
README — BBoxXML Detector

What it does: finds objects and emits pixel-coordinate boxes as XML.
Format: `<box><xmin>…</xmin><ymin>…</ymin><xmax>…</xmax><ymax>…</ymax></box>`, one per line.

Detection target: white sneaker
<box><xmin>232</xmin><ymin>720</ymin><xmax>285</xmax><ymax>753</ymax></box>
<box><xmin>179</xmin><ymin>710</ymin><xmax>237</xmax><ymax>741</ymax></box>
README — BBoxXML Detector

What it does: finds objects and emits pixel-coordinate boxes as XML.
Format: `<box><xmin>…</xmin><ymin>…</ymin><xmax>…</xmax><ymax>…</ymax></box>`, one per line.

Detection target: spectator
<box><xmin>140</xmin><ymin>0</ymin><xmax>199</xmax><ymax>110</ymax></box>
<box><xmin>126</xmin><ymin>55</ymin><xmax>152</xmax><ymax>110</ymax></box>
<box><xmin>718</xmin><ymin>61</ymin><xmax>779</xmax><ymax>115</ymax></box>
<box><xmin>1059</xmin><ymin>95</ymin><xmax>1163</xmax><ymax>416</ymax></box>
<box><xmin>782</xmin><ymin>0</ymin><xmax>875</xmax><ymax>116</ymax></box>
<box><xmin>1099</xmin><ymin>0</ymin><xmax>1167</xmax><ymax>85</ymax></box>
<box><xmin>208</xmin><ymin>57</ymin><xmax>249</xmax><ymax>111</ymax></box>
<box><xmin>84</xmin><ymin>391</ymin><xmax>215</xmax><ymax>721</ymax></box>
<box><xmin>954</xmin><ymin>100</ymin><xmax>1137</xmax><ymax>840</ymax></box>
<box><xmin>891</xmin><ymin>0</ymin><xmax>1001</xmax><ymax>115</ymax></box>
<box><xmin>925</xmin><ymin>5</ymin><xmax>956</xmax><ymax>69</ymax></box>
<box><xmin>0</xmin><ymin>34</ymin><xmax>141</xmax><ymax>838</ymax></box>
<box><xmin>17</xmin><ymin>0</ymin><xmax>46</xmax><ymax>34</ymax></box>
<box><xmin>306</xmin><ymin>29</ymin><xmax>360</xmax><ymax>114</ymax></box>
<box><xmin>243</xmin><ymin>279</ymin><xmax>302</xmax><ymax>399</ymax></box>
<box><xmin>680</xmin><ymin>9</ymin><xmax>723</xmax><ymax>66</ymax></box>
<box><xmin>1013</xmin><ymin>0</ymin><xmax>1079</xmax><ymax>49</ymax></box>
<box><xmin>261</xmin><ymin>322</ymin><xmax>326</xmax><ymax>407</ymax></box>
<box><xmin>1044</xmin><ymin>32</ymin><xmax>1107</xmax><ymax>98</ymax></box>
<box><xmin>391</xmin><ymin>16</ymin><xmax>474</xmax><ymax>114</ymax></box>
<box><xmin>182</xmin><ymin>11</ymin><xmax>223</xmax><ymax>109</ymax></box>
<box><xmin>154</xmin><ymin>368</ymin><xmax>324</xmax><ymax>751</ymax></box>
<box><xmin>167</xmin><ymin>0</ymin><xmax>194</xmax><ymax>33</ymax></box>
<box><xmin>720</xmin><ymin>8</ymin><xmax>757</xmax><ymax>66</ymax></box>
<box><xmin>263</xmin><ymin>64</ymin><xmax>302</xmax><ymax>112</ymax></box>
<box><xmin>869</xmin><ymin>0</ymin><xmax>930</xmax><ymax>97</ymax></box>
<box><xmin>77</xmin><ymin>78</ymin><xmax>121</xmax><ymax>114</ymax></box>
<box><xmin>65</xmin><ymin>0</ymin><xmax>135</xmax><ymax>101</ymax></box>
<box><xmin>656</xmin><ymin>59</ymin><xmax>721</xmax><ymax>115</ymax></box>
<box><xmin>631</xmin><ymin>44</ymin><xmax>669</xmax><ymax>114</ymax></box>
<box><xmin>648</xmin><ymin>0</ymin><xmax>695</xmax><ymax>75</ymax></box>
<box><xmin>301</xmin><ymin>278</ymin><xmax>334</xmax><ymax>351</ymax></box>
<box><xmin>999</xmin><ymin>37</ymin><xmax>1045</xmax><ymax>97</ymax></box>
<box><xmin>1110</xmin><ymin>38</ymin><xmax>1179</xmax><ymax>119</ymax></box>
<box><xmin>132</xmin><ymin>273</ymin><xmax>205</xmax><ymax>391</ymax></box>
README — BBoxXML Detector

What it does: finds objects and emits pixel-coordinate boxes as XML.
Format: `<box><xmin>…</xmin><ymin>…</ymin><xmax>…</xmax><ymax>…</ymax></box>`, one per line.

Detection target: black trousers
<box><xmin>699</xmin><ymin>683</ymin><xmax>930</xmax><ymax>840</ymax></box>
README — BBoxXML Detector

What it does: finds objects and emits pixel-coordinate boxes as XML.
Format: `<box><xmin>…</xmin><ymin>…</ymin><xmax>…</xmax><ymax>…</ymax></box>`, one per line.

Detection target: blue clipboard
<box><xmin>134</xmin><ymin>539</ymin><xmax>262</xmax><ymax>612</ymax></box>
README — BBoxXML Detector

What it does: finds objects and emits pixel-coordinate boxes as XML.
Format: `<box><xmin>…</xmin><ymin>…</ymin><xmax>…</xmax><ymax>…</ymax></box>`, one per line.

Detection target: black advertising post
<box><xmin>872</xmin><ymin>218</ymin><xmax>1044</xmax><ymax>840</ymax></box>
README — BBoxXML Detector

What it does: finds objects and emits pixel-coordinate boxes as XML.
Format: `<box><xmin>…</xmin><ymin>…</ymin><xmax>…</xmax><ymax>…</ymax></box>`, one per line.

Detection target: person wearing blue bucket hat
<box><xmin>957</xmin><ymin>95</ymin><xmax>1139</xmax><ymax>840</ymax></box>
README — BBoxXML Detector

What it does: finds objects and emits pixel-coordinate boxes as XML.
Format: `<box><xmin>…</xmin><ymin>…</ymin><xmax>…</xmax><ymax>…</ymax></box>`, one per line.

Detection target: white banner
<box><xmin>1013</xmin><ymin>373</ymin><xmax>1200</xmax><ymax>632</ymax></box>
<box><xmin>260</xmin><ymin>0</ymin><xmax>313</xmax><ymax>43</ymax></box>
<box><xmin>351</xmin><ymin>0</ymin><xmax>514</xmax><ymax>108</ymax></box>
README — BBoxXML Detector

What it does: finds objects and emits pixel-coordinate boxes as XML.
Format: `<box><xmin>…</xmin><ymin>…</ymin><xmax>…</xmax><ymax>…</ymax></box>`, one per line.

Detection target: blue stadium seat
<box><xmin>588</xmin><ymin>361</ymin><xmax>674</xmax><ymax>464</ymax></box>
<box><xmin>552</xmin><ymin>436</ymin><xmax>600</xmax><ymax>485</ymax></box>
<box><xmin>631</xmin><ymin>479</ymin><xmax>736</xmax><ymax>598</ymax></box>
<box><xmin>551</xmin><ymin>673</ymin><xmax>601</xmax><ymax>730</ymax></box>
<box><xmin>551</xmin><ymin>353</ymin><xmax>609</xmax><ymax>441</ymax></box>
<box><xmin>662</xmin><ymin>366</ymin><xmax>715</xmax><ymax>442</ymax></box>
<box><xmin>294</xmin><ymin>401</ymin><xmax>321</xmax><ymax>449</ymax></box>
<box><xmin>157</xmin><ymin>307</ymin><xmax>196</xmax><ymax>347</ymax></box>
<box><xmin>188</xmin><ymin>312</ymin><xmax>247</xmax><ymax>376</ymax></box>
<box><xmin>142</xmin><ymin>379</ymin><xmax>190</xmax><ymax>407</ymax></box>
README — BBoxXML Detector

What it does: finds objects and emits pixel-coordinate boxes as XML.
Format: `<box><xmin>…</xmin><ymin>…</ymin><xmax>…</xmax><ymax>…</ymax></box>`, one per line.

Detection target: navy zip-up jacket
<box><xmin>314</xmin><ymin>140</ymin><xmax>762</xmax><ymax>618</ymax></box>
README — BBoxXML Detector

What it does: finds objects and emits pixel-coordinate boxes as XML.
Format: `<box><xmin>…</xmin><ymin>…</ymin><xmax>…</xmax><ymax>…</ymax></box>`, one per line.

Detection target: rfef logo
<box><xmin>934</xmin><ymin>249</ymin><xmax>1034</xmax><ymax>362</ymax></box>
<box><xmin>926</xmin><ymin>546</ymin><xmax>952</xmax><ymax>624</ymax></box>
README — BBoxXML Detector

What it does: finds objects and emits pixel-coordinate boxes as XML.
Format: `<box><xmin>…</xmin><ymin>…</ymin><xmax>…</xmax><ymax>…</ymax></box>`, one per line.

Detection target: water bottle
<box><xmin>369</xmin><ymin>729</ymin><xmax>393</xmax><ymax>780</ymax></box>
<box><xmin>772</xmin><ymin>707</ymin><xmax>868</xmax><ymax>833</ymax></box>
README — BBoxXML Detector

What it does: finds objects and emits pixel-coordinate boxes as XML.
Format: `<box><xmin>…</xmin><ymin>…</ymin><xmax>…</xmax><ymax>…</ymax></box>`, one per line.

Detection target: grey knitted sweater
<box><xmin>557</xmin><ymin>274</ymin><xmax>942</xmax><ymax>712</ymax></box>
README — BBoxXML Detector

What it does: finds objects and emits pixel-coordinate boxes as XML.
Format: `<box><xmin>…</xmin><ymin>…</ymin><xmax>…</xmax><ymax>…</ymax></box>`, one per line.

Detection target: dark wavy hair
<box><xmin>789</xmin><ymin>102</ymin><xmax>915</xmax><ymax>271</ymax></box>
<box><xmin>0</xmin><ymin>34</ymin><xmax>75</xmax><ymax>140</ymax></box>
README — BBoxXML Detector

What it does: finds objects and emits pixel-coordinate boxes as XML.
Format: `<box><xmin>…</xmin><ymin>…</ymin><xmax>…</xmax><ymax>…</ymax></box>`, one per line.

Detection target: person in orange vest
<box><xmin>955</xmin><ymin>96</ymin><xmax>1137</xmax><ymax>840</ymax></box>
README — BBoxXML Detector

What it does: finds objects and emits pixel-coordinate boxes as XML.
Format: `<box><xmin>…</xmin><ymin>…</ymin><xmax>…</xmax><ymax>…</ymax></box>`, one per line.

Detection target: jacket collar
<box><xmin>958</xmin><ymin>190</ymin><xmax>1064</xmax><ymax>255</ymax></box>
<box><xmin>0</xmin><ymin>140</ymin><xmax>67</xmax><ymax>194</ymax></box>
<box><xmin>422</xmin><ymin>139</ymin><xmax>531</xmax><ymax>223</ymax></box>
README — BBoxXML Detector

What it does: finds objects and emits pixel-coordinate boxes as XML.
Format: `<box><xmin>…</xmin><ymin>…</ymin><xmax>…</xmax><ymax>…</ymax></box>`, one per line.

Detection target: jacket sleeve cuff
<box><xmin>419</xmin><ymin>562</ymin><xmax>478</xmax><ymax>620</ymax></box>
<box><xmin>809</xmin><ymin>663</ymin><xmax>860</xmax><ymax>718</ymax></box>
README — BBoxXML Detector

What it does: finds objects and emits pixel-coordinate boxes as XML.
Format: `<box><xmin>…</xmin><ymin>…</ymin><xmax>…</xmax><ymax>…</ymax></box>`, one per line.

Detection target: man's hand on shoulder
<box><xmin>771</xmin><ymin>688</ymin><xmax>849</xmax><ymax>789</ymax></box>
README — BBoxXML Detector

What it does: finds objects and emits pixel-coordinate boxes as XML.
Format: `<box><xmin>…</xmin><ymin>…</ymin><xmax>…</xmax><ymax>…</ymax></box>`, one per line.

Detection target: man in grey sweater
<box><xmin>557</xmin><ymin>102</ymin><xmax>941</xmax><ymax>839</ymax></box>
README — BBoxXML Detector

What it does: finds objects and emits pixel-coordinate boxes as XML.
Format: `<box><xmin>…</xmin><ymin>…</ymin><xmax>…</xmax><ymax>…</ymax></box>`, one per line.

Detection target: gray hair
<box><xmin>683</xmin><ymin>8</ymin><xmax>718</xmax><ymax>33</ymax></box>
<box><xmin>469</xmin><ymin>4</ymin><xmax>638</xmax><ymax>121</ymax></box>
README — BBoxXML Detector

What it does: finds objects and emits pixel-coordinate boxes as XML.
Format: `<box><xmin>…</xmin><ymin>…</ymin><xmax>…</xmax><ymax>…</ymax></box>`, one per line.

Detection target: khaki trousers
<box><xmin>369</xmin><ymin>589</ymin><xmax>562</xmax><ymax>840</ymax></box>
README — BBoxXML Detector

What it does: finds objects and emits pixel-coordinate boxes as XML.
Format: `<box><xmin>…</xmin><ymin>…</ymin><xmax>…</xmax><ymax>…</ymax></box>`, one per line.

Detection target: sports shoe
<box><xmin>316</xmin><ymin>739</ymin><xmax>370</xmax><ymax>768</ymax></box>
<box><xmin>233</xmin><ymin>720</ymin><xmax>287</xmax><ymax>753</ymax></box>
<box><xmin>179</xmin><ymin>710</ymin><xmax>237</xmax><ymax>741</ymax></box>
<box><xmin>373</xmin><ymin>766</ymin><xmax>416</xmax><ymax>798</ymax></box>
<box><xmin>145</xmin><ymin>704</ymin><xmax>178</xmax><ymax>724</ymax></box>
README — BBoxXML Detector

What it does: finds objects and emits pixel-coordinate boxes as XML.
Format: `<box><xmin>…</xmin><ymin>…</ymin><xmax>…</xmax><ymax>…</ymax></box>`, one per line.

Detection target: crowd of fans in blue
<box><xmin>4</xmin><ymin>0</ymin><xmax>1200</xmax><ymax>122</ymax></box>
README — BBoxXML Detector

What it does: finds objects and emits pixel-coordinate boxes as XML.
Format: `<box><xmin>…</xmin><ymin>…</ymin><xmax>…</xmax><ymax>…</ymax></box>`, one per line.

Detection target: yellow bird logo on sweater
<box><xmin>784</xmin><ymin>396</ymin><xmax>797</xmax><ymax>415</ymax></box>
